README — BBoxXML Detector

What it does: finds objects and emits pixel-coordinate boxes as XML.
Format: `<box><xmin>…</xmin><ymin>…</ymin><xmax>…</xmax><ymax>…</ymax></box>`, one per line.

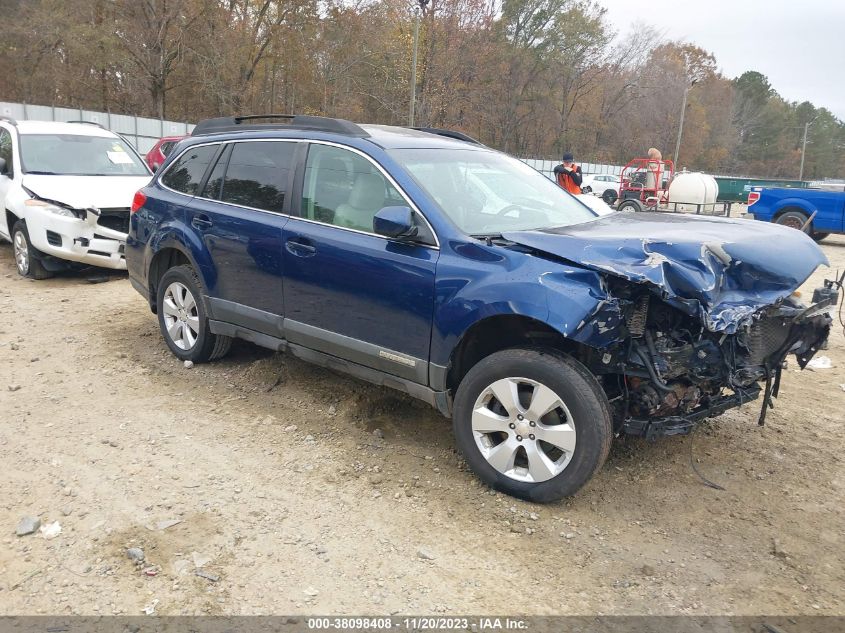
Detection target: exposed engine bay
<box><xmin>593</xmin><ymin>279</ymin><xmax>836</xmax><ymax>440</ymax></box>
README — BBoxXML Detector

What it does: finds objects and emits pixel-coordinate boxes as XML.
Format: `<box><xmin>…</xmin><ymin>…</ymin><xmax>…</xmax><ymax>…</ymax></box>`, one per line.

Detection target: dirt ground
<box><xmin>0</xmin><ymin>228</ymin><xmax>843</xmax><ymax>617</ymax></box>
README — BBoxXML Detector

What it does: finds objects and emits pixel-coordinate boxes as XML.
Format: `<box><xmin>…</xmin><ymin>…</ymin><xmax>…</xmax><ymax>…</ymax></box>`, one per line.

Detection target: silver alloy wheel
<box><xmin>162</xmin><ymin>281</ymin><xmax>200</xmax><ymax>350</ymax></box>
<box><xmin>472</xmin><ymin>377</ymin><xmax>576</xmax><ymax>483</ymax></box>
<box><xmin>13</xmin><ymin>230</ymin><xmax>29</xmax><ymax>276</ymax></box>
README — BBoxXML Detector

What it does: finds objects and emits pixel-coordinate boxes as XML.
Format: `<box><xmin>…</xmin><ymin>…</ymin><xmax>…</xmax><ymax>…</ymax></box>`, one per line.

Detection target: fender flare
<box><xmin>148</xmin><ymin>224</ymin><xmax>216</xmax><ymax>303</ymax></box>
<box><xmin>772</xmin><ymin>198</ymin><xmax>816</xmax><ymax>218</ymax></box>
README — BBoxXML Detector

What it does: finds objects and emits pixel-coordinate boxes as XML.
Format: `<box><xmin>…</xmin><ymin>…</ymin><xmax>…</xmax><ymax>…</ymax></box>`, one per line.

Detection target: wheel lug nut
<box><xmin>517</xmin><ymin>414</ymin><xmax>523</xmax><ymax>420</ymax></box>
<box><xmin>516</xmin><ymin>435</ymin><xmax>522</xmax><ymax>441</ymax></box>
<box><xmin>529</xmin><ymin>421</ymin><xmax>536</xmax><ymax>427</ymax></box>
<box><xmin>529</xmin><ymin>434</ymin><xmax>535</xmax><ymax>440</ymax></box>
<box><xmin>509</xmin><ymin>423</ymin><xmax>515</xmax><ymax>429</ymax></box>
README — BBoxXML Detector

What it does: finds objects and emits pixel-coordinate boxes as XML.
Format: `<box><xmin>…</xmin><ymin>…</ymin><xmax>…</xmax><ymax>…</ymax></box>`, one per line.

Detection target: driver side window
<box><xmin>301</xmin><ymin>144</ymin><xmax>404</xmax><ymax>233</ymax></box>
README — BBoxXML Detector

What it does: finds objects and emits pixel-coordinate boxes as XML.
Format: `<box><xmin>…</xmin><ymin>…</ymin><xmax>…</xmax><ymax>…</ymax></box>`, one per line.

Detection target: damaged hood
<box><xmin>22</xmin><ymin>174</ymin><xmax>151</xmax><ymax>209</ymax></box>
<box><xmin>502</xmin><ymin>213</ymin><xmax>829</xmax><ymax>333</ymax></box>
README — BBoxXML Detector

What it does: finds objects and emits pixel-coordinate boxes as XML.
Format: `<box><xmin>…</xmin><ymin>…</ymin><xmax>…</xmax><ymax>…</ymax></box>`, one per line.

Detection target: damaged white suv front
<box><xmin>0</xmin><ymin>119</ymin><xmax>151</xmax><ymax>278</ymax></box>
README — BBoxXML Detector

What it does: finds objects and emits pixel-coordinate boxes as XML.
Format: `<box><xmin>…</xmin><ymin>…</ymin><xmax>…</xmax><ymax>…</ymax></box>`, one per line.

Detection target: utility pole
<box><xmin>799</xmin><ymin>121</ymin><xmax>809</xmax><ymax>181</ymax></box>
<box><xmin>409</xmin><ymin>6</ymin><xmax>421</xmax><ymax>127</ymax></box>
<box><xmin>673</xmin><ymin>80</ymin><xmax>696</xmax><ymax>167</ymax></box>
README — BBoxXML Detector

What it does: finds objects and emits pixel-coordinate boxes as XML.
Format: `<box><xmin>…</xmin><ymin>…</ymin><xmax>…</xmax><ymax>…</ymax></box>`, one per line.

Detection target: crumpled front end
<box><xmin>22</xmin><ymin>194</ymin><xmax>128</xmax><ymax>270</ymax></box>
<box><xmin>501</xmin><ymin>213</ymin><xmax>835</xmax><ymax>438</ymax></box>
<box><xmin>503</xmin><ymin>212</ymin><xmax>829</xmax><ymax>334</ymax></box>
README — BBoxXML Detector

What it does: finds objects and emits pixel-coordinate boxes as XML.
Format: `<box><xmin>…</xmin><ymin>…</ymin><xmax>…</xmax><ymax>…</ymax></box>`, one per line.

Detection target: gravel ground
<box><xmin>0</xmin><ymin>230</ymin><xmax>843</xmax><ymax>616</ymax></box>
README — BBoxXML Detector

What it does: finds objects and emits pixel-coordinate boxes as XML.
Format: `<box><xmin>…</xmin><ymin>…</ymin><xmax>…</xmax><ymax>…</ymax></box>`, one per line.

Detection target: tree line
<box><xmin>1</xmin><ymin>0</ymin><xmax>843</xmax><ymax>179</ymax></box>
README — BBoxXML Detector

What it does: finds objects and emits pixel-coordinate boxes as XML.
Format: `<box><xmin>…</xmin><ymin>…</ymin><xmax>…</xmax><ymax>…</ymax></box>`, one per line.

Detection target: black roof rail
<box><xmin>192</xmin><ymin>114</ymin><xmax>369</xmax><ymax>138</ymax></box>
<box><xmin>0</xmin><ymin>116</ymin><xmax>18</xmax><ymax>126</ymax></box>
<box><xmin>412</xmin><ymin>127</ymin><xmax>483</xmax><ymax>145</ymax></box>
<box><xmin>66</xmin><ymin>120</ymin><xmax>107</xmax><ymax>129</ymax></box>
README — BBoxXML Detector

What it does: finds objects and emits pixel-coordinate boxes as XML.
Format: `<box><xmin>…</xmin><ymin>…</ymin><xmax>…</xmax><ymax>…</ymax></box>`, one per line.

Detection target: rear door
<box><xmin>281</xmin><ymin>142</ymin><xmax>439</xmax><ymax>384</ymax></box>
<box><xmin>186</xmin><ymin>139</ymin><xmax>298</xmax><ymax>337</ymax></box>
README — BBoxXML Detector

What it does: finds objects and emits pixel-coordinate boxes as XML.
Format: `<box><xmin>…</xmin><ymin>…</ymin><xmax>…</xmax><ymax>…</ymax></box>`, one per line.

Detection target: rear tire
<box><xmin>156</xmin><ymin>265</ymin><xmax>231</xmax><ymax>363</ymax></box>
<box><xmin>775</xmin><ymin>210</ymin><xmax>808</xmax><ymax>231</ymax></box>
<box><xmin>452</xmin><ymin>348</ymin><xmax>612</xmax><ymax>502</ymax></box>
<box><xmin>581</xmin><ymin>185</ymin><xmax>592</xmax><ymax>194</ymax></box>
<box><xmin>12</xmin><ymin>220</ymin><xmax>53</xmax><ymax>279</ymax></box>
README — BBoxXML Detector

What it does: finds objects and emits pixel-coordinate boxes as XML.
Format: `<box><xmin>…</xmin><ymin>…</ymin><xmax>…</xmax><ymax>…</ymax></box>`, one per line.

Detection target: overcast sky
<box><xmin>599</xmin><ymin>0</ymin><xmax>845</xmax><ymax>120</ymax></box>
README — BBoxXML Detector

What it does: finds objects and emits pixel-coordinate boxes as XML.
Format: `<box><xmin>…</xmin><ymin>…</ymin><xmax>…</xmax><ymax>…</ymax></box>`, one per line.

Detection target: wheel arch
<box><xmin>147</xmin><ymin>243</ymin><xmax>200</xmax><ymax>313</ymax></box>
<box><xmin>444</xmin><ymin>314</ymin><xmax>594</xmax><ymax>394</ymax></box>
<box><xmin>772</xmin><ymin>202</ymin><xmax>814</xmax><ymax>220</ymax></box>
<box><xmin>5</xmin><ymin>208</ymin><xmax>20</xmax><ymax>239</ymax></box>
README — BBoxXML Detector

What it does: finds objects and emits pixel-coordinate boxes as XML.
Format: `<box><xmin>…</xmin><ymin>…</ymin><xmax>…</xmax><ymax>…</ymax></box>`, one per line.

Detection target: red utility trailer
<box><xmin>616</xmin><ymin>157</ymin><xmax>674</xmax><ymax>212</ymax></box>
<box><xmin>613</xmin><ymin>157</ymin><xmax>731</xmax><ymax>216</ymax></box>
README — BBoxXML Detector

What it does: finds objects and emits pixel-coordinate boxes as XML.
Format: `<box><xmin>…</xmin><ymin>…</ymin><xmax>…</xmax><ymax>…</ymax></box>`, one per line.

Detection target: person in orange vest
<box><xmin>554</xmin><ymin>152</ymin><xmax>582</xmax><ymax>194</ymax></box>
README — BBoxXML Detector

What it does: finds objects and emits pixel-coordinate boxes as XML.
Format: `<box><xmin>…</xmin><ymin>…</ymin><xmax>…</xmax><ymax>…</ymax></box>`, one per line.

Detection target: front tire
<box><xmin>452</xmin><ymin>348</ymin><xmax>612</xmax><ymax>502</ymax></box>
<box><xmin>12</xmin><ymin>220</ymin><xmax>53</xmax><ymax>279</ymax></box>
<box><xmin>156</xmin><ymin>265</ymin><xmax>231</xmax><ymax>363</ymax></box>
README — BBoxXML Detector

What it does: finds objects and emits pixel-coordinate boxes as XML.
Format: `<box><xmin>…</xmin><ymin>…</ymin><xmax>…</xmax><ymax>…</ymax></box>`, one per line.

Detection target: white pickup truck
<box><xmin>0</xmin><ymin>118</ymin><xmax>151</xmax><ymax>278</ymax></box>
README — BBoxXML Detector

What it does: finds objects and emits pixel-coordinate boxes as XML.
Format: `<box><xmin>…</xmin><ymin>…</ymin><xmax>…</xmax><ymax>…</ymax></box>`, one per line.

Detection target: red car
<box><xmin>145</xmin><ymin>135</ymin><xmax>185</xmax><ymax>172</ymax></box>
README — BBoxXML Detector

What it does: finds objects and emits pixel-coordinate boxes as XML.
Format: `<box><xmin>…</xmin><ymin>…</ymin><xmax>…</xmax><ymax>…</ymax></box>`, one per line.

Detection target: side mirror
<box><xmin>373</xmin><ymin>206</ymin><xmax>418</xmax><ymax>240</ymax></box>
<box><xmin>0</xmin><ymin>157</ymin><xmax>8</xmax><ymax>176</ymax></box>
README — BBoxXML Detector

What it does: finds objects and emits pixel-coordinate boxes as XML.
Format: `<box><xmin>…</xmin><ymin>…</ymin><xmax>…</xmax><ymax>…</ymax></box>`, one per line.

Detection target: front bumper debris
<box><xmin>623</xmin><ymin>386</ymin><xmax>761</xmax><ymax>440</ymax></box>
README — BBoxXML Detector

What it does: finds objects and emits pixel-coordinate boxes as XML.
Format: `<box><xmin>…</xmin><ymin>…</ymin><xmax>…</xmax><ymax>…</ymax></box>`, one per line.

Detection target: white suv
<box><xmin>580</xmin><ymin>173</ymin><xmax>621</xmax><ymax>195</ymax></box>
<box><xmin>0</xmin><ymin>118</ymin><xmax>151</xmax><ymax>278</ymax></box>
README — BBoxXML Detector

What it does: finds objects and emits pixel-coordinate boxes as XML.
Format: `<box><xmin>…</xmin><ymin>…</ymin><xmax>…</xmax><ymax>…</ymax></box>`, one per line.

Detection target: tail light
<box><xmin>747</xmin><ymin>191</ymin><xmax>760</xmax><ymax>206</ymax></box>
<box><xmin>131</xmin><ymin>190</ymin><xmax>147</xmax><ymax>213</ymax></box>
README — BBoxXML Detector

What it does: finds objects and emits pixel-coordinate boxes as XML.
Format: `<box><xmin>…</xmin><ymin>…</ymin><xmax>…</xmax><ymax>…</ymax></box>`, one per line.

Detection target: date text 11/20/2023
<box><xmin>306</xmin><ymin>617</ymin><xmax>529</xmax><ymax>630</ymax></box>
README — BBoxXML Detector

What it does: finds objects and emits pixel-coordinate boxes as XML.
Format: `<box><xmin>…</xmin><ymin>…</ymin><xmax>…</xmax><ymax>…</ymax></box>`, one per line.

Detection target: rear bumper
<box><xmin>26</xmin><ymin>209</ymin><xmax>127</xmax><ymax>270</ymax></box>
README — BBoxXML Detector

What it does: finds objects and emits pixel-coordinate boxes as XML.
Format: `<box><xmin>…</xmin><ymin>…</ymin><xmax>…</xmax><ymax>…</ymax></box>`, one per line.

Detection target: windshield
<box><xmin>20</xmin><ymin>133</ymin><xmax>149</xmax><ymax>176</ymax></box>
<box><xmin>389</xmin><ymin>148</ymin><xmax>596</xmax><ymax>235</ymax></box>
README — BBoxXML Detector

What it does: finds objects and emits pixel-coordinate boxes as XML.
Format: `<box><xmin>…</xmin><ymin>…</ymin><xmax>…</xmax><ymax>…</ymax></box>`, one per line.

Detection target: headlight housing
<box><xmin>24</xmin><ymin>198</ymin><xmax>83</xmax><ymax>219</ymax></box>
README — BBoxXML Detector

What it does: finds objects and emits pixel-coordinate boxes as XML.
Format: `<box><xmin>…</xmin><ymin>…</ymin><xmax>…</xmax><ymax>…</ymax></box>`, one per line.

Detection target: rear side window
<box><xmin>218</xmin><ymin>141</ymin><xmax>295</xmax><ymax>213</ymax></box>
<box><xmin>160</xmin><ymin>141</ymin><xmax>176</xmax><ymax>157</ymax></box>
<box><xmin>202</xmin><ymin>145</ymin><xmax>230</xmax><ymax>201</ymax></box>
<box><xmin>160</xmin><ymin>145</ymin><xmax>217</xmax><ymax>195</ymax></box>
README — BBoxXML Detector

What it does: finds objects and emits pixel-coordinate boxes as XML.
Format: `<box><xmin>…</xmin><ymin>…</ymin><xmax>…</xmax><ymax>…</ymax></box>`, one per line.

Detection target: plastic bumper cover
<box><xmin>25</xmin><ymin>209</ymin><xmax>127</xmax><ymax>270</ymax></box>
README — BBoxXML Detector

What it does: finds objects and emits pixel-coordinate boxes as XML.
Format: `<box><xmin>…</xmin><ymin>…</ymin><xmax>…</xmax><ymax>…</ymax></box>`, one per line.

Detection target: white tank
<box><xmin>668</xmin><ymin>172</ymin><xmax>719</xmax><ymax>212</ymax></box>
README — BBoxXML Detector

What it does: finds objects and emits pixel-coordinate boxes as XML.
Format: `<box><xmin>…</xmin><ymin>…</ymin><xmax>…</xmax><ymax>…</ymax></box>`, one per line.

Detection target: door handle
<box><xmin>285</xmin><ymin>237</ymin><xmax>316</xmax><ymax>257</ymax></box>
<box><xmin>191</xmin><ymin>214</ymin><xmax>213</xmax><ymax>229</ymax></box>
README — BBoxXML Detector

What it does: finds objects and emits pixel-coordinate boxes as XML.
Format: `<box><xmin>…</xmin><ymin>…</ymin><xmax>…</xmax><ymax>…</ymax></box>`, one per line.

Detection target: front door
<box><xmin>282</xmin><ymin>142</ymin><xmax>439</xmax><ymax>384</ymax></box>
<box><xmin>0</xmin><ymin>128</ymin><xmax>16</xmax><ymax>239</ymax></box>
<box><xmin>185</xmin><ymin>140</ymin><xmax>298</xmax><ymax>337</ymax></box>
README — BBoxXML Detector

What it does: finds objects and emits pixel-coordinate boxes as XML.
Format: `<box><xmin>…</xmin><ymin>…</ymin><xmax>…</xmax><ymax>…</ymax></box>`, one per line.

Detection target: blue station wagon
<box><xmin>126</xmin><ymin>115</ymin><xmax>835</xmax><ymax>502</ymax></box>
